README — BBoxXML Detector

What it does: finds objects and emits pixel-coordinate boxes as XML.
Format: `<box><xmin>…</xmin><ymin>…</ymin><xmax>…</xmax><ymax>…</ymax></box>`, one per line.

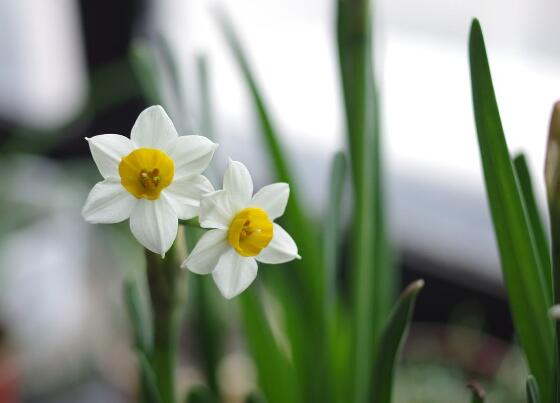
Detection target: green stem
<box><xmin>145</xmin><ymin>229</ymin><xmax>188</xmax><ymax>403</ymax></box>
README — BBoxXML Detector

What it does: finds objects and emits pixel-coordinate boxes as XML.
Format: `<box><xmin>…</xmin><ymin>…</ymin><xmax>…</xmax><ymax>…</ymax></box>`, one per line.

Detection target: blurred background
<box><xmin>1</xmin><ymin>0</ymin><xmax>559</xmax><ymax>401</ymax></box>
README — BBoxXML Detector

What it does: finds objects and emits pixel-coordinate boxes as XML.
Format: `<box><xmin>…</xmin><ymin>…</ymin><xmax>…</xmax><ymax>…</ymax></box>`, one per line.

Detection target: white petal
<box><xmin>182</xmin><ymin>229</ymin><xmax>229</xmax><ymax>274</ymax></box>
<box><xmin>129</xmin><ymin>195</ymin><xmax>178</xmax><ymax>256</ymax></box>
<box><xmin>256</xmin><ymin>223</ymin><xmax>300</xmax><ymax>264</ymax></box>
<box><xmin>82</xmin><ymin>180</ymin><xmax>136</xmax><ymax>223</ymax></box>
<box><xmin>165</xmin><ymin>136</ymin><xmax>218</xmax><ymax>180</ymax></box>
<box><xmin>212</xmin><ymin>249</ymin><xmax>258</xmax><ymax>299</ymax></box>
<box><xmin>224</xmin><ymin>160</ymin><xmax>253</xmax><ymax>211</ymax></box>
<box><xmin>164</xmin><ymin>175</ymin><xmax>214</xmax><ymax>220</ymax></box>
<box><xmin>86</xmin><ymin>134</ymin><xmax>134</xmax><ymax>179</ymax></box>
<box><xmin>130</xmin><ymin>105</ymin><xmax>178</xmax><ymax>148</ymax></box>
<box><xmin>250</xmin><ymin>183</ymin><xmax>289</xmax><ymax>220</ymax></box>
<box><xmin>199</xmin><ymin>190</ymin><xmax>235</xmax><ymax>229</ymax></box>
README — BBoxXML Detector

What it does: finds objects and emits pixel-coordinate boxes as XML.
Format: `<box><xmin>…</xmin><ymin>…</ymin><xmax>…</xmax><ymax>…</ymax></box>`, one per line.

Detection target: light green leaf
<box><xmin>371</xmin><ymin>280</ymin><xmax>424</xmax><ymax>403</ymax></box>
<box><xmin>130</xmin><ymin>41</ymin><xmax>161</xmax><ymax>105</ymax></box>
<box><xmin>468</xmin><ymin>18</ymin><xmax>553</xmax><ymax>402</ymax></box>
<box><xmin>239</xmin><ymin>288</ymin><xmax>301</xmax><ymax>403</ymax></box>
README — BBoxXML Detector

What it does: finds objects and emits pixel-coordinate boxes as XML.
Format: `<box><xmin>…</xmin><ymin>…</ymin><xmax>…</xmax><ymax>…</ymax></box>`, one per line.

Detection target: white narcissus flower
<box><xmin>82</xmin><ymin>105</ymin><xmax>217</xmax><ymax>256</ymax></box>
<box><xmin>182</xmin><ymin>160</ymin><xmax>300</xmax><ymax>299</ymax></box>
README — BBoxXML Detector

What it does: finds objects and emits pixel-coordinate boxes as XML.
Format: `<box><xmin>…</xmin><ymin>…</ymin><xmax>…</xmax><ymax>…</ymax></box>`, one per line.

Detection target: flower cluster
<box><xmin>82</xmin><ymin>106</ymin><xmax>299</xmax><ymax>298</ymax></box>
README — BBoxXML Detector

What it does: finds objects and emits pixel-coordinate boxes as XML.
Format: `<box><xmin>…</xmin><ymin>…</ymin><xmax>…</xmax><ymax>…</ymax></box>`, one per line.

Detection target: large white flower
<box><xmin>182</xmin><ymin>160</ymin><xmax>300</xmax><ymax>299</ymax></box>
<box><xmin>82</xmin><ymin>105</ymin><xmax>217</xmax><ymax>256</ymax></box>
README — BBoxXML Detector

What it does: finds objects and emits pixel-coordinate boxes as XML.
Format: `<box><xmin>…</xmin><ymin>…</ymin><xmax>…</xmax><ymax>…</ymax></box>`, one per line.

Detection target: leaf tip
<box><xmin>403</xmin><ymin>279</ymin><xmax>425</xmax><ymax>297</ymax></box>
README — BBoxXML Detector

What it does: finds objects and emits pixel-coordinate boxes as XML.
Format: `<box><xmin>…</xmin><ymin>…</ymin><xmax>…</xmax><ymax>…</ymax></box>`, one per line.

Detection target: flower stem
<box><xmin>145</xmin><ymin>229</ymin><xmax>188</xmax><ymax>403</ymax></box>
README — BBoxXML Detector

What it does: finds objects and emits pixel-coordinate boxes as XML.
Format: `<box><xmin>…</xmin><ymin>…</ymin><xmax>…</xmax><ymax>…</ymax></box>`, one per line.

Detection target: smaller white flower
<box><xmin>182</xmin><ymin>160</ymin><xmax>300</xmax><ymax>299</ymax></box>
<box><xmin>82</xmin><ymin>105</ymin><xmax>218</xmax><ymax>256</ymax></box>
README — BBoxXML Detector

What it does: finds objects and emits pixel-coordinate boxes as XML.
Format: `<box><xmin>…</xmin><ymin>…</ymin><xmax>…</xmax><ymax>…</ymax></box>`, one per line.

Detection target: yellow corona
<box><xmin>227</xmin><ymin>207</ymin><xmax>273</xmax><ymax>256</ymax></box>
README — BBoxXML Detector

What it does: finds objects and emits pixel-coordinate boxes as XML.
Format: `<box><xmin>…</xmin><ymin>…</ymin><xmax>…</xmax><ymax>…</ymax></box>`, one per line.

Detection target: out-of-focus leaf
<box><xmin>217</xmin><ymin>10</ymin><xmax>329</xmax><ymax>402</ymax></box>
<box><xmin>513</xmin><ymin>153</ymin><xmax>552</xmax><ymax>305</ymax></box>
<box><xmin>371</xmin><ymin>280</ymin><xmax>424</xmax><ymax>403</ymax></box>
<box><xmin>124</xmin><ymin>278</ymin><xmax>153</xmax><ymax>353</ymax></box>
<box><xmin>336</xmin><ymin>0</ymin><xmax>394</xmax><ymax>401</ymax></box>
<box><xmin>139</xmin><ymin>352</ymin><xmax>162</xmax><ymax>403</ymax></box>
<box><xmin>323</xmin><ymin>152</ymin><xmax>346</xmax><ymax>317</ymax></box>
<box><xmin>467</xmin><ymin>381</ymin><xmax>485</xmax><ymax>403</ymax></box>
<box><xmin>130</xmin><ymin>41</ymin><xmax>162</xmax><ymax>105</ymax></box>
<box><xmin>468</xmin><ymin>18</ymin><xmax>553</xmax><ymax>402</ymax></box>
<box><xmin>527</xmin><ymin>375</ymin><xmax>541</xmax><ymax>403</ymax></box>
<box><xmin>239</xmin><ymin>287</ymin><xmax>301</xmax><ymax>403</ymax></box>
<box><xmin>185</xmin><ymin>385</ymin><xmax>218</xmax><ymax>403</ymax></box>
<box><xmin>545</xmin><ymin>102</ymin><xmax>560</xmax><ymax>403</ymax></box>
<box><xmin>215</xmin><ymin>10</ymin><xmax>322</xmax><ymax>309</ymax></box>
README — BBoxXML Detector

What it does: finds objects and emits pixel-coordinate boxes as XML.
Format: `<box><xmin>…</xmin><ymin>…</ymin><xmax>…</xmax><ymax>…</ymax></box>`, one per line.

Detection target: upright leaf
<box><xmin>336</xmin><ymin>0</ymin><xmax>394</xmax><ymax>401</ymax></box>
<box><xmin>468</xmin><ymin>19</ymin><xmax>553</xmax><ymax>401</ymax></box>
<box><xmin>323</xmin><ymin>151</ymin><xmax>347</xmax><ymax>318</ymax></box>
<box><xmin>239</xmin><ymin>288</ymin><xmax>301</xmax><ymax>403</ymax></box>
<box><xmin>216</xmin><ymin>11</ymin><xmax>329</xmax><ymax>402</ymax></box>
<box><xmin>513</xmin><ymin>153</ymin><xmax>552</xmax><ymax>305</ymax></box>
<box><xmin>371</xmin><ymin>280</ymin><xmax>424</xmax><ymax>403</ymax></box>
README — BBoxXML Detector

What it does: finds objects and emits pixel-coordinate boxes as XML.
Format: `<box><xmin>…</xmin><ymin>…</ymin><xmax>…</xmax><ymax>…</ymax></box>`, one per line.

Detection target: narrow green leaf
<box><xmin>239</xmin><ymin>288</ymin><xmax>301</xmax><ymax>403</ymax></box>
<box><xmin>323</xmin><ymin>151</ymin><xmax>346</xmax><ymax>317</ymax></box>
<box><xmin>513</xmin><ymin>153</ymin><xmax>552</xmax><ymax>305</ymax></box>
<box><xmin>527</xmin><ymin>375</ymin><xmax>542</xmax><ymax>403</ymax></box>
<box><xmin>467</xmin><ymin>381</ymin><xmax>486</xmax><ymax>403</ymax></box>
<box><xmin>124</xmin><ymin>278</ymin><xmax>152</xmax><ymax>353</ymax></box>
<box><xmin>371</xmin><ymin>280</ymin><xmax>424</xmax><ymax>403</ymax></box>
<box><xmin>139</xmin><ymin>352</ymin><xmax>163</xmax><ymax>403</ymax></box>
<box><xmin>217</xmin><ymin>11</ymin><xmax>329</xmax><ymax>402</ymax></box>
<box><xmin>130</xmin><ymin>41</ymin><xmax>162</xmax><ymax>105</ymax></box>
<box><xmin>336</xmin><ymin>0</ymin><xmax>394</xmax><ymax>401</ymax></box>
<box><xmin>468</xmin><ymin>18</ymin><xmax>553</xmax><ymax>401</ymax></box>
<box><xmin>185</xmin><ymin>385</ymin><xmax>218</xmax><ymax>403</ymax></box>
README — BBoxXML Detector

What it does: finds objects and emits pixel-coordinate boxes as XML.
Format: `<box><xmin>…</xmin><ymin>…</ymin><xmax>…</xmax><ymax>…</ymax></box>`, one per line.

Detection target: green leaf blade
<box><xmin>527</xmin><ymin>375</ymin><xmax>542</xmax><ymax>403</ymax></box>
<box><xmin>371</xmin><ymin>280</ymin><xmax>423</xmax><ymax>403</ymax></box>
<box><xmin>468</xmin><ymin>18</ymin><xmax>553</xmax><ymax>401</ymax></box>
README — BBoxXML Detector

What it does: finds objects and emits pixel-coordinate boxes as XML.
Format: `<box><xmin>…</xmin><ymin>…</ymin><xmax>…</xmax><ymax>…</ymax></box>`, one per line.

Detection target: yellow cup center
<box><xmin>119</xmin><ymin>148</ymin><xmax>174</xmax><ymax>200</ymax></box>
<box><xmin>228</xmin><ymin>208</ymin><xmax>273</xmax><ymax>257</ymax></box>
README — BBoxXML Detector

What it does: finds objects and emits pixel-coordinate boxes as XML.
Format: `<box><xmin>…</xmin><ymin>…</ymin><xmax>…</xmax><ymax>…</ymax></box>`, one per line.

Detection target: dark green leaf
<box><xmin>371</xmin><ymin>280</ymin><xmax>424</xmax><ymax>403</ymax></box>
<box><xmin>513</xmin><ymin>153</ymin><xmax>552</xmax><ymax>305</ymax></box>
<box><xmin>469</xmin><ymin>18</ymin><xmax>553</xmax><ymax>401</ymax></box>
